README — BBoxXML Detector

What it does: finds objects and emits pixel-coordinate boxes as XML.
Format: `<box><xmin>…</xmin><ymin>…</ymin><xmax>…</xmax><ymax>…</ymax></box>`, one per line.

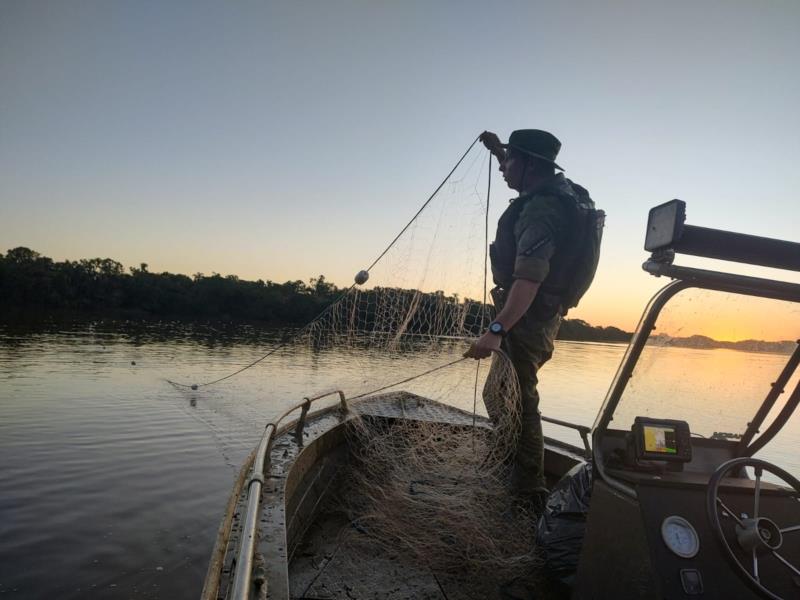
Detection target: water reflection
<box><xmin>616</xmin><ymin>346</ymin><xmax>800</xmax><ymax>438</ymax></box>
<box><xmin>0</xmin><ymin>318</ymin><xmax>798</xmax><ymax>599</ymax></box>
<box><xmin>602</xmin><ymin>287</ymin><xmax>800</xmax><ymax>448</ymax></box>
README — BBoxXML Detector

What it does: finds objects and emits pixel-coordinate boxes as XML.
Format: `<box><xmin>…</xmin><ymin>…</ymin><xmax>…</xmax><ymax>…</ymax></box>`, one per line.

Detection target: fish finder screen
<box><xmin>643</xmin><ymin>425</ymin><xmax>678</xmax><ymax>454</ymax></box>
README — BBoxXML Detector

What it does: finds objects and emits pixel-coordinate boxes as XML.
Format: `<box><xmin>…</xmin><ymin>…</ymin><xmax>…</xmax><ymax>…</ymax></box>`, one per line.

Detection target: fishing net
<box><xmin>197</xmin><ymin>140</ymin><xmax>542</xmax><ymax>592</ymax></box>
<box><xmin>281</xmin><ymin>142</ymin><xmax>540</xmax><ymax>589</ymax></box>
<box><xmin>341</xmin><ymin>360</ymin><xmax>540</xmax><ymax>591</ymax></box>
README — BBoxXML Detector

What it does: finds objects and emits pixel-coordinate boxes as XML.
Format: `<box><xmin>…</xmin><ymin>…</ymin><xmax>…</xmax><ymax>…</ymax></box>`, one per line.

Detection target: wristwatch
<box><xmin>488</xmin><ymin>321</ymin><xmax>507</xmax><ymax>336</ymax></box>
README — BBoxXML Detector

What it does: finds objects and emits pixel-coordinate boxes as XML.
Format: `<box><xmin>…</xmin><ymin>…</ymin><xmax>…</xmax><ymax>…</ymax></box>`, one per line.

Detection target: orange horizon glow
<box><xmin>9</xmin><ymin>241</ymin><xmax>797</xmax><ymax>344</ymax></box>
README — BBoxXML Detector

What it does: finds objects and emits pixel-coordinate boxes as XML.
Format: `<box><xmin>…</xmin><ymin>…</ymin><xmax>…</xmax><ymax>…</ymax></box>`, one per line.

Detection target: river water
<box><xmin>1</xmin><ymin>319</ymin><xmax>798</xmax><ymax>599</ymax></box>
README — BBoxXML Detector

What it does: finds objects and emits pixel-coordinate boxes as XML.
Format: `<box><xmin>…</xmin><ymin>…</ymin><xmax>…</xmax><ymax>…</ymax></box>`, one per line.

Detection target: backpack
<box><xmin>526</xmin><ymin>179</ymin><xmax>604</xmax><ymax>318</ymax></box>
<box><xmin>549</xmin><ymin>181</ymin><xmax>605</xmax><ymax>313</ymax></box>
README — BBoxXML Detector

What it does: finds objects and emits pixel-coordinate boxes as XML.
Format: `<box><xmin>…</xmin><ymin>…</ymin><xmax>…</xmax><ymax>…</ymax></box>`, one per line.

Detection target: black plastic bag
<box><xmin>535</xmin><ymin>462</ymin><xmax>593</xmax><ymax>587</ymax></box>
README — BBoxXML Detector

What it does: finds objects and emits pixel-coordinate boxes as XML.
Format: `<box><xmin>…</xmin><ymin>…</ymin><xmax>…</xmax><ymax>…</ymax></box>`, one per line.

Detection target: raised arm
<box><xmin>479</xmin><ymin>131</ymin><xmax>506</xmax><ymax>163</ymax></box>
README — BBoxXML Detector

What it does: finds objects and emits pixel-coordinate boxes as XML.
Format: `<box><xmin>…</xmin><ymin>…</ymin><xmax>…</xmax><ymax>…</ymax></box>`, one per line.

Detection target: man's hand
<box><xmin>465</xmin><ymin>279</ymin><xmax>542</xmax><ymax>360</ymax></box>
<box><xmin>479</xmin><ymin>131</ymin><xmax>505</xmax><ymax>161</ymax></box>
<box><xmin>464</xmin><ymin>330</ymin><xmax>502</xmax><ymax>360</ymax></box>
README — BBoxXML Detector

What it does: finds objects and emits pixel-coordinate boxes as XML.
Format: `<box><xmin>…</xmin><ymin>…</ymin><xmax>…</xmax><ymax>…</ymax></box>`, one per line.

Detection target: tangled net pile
<box><xmin>342</xmin><ymin>358</ymin><xmax>541</xmax><ymax>588</ymax></box>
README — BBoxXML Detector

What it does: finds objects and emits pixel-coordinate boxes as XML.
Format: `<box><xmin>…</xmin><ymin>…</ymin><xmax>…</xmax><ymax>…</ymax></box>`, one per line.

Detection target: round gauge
<box><xmin>661</xmin><ymin>516</ymin><xmax>700</xmax><ymax>558</ymax></box>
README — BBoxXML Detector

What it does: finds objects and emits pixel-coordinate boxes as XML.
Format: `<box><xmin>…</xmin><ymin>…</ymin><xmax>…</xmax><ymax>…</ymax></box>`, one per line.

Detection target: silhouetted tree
<box><xmin>0</xmin><ymin>248</ymin><xmax>631</xmax><ymax>341</ymax></box>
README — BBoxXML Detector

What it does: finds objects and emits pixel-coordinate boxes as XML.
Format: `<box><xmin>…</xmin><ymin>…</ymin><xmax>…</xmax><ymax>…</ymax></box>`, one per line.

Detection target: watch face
<box><xmin>490</xmin><ymin>322</ymin><xmax>503</xmax><ymax>334</ymax></box>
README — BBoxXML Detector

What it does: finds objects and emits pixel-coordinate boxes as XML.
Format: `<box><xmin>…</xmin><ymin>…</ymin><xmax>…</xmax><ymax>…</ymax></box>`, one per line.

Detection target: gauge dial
<box><xmin>661</xmin><ymin>516</ymin><xmax>700</xmax><ymax>558</ymax></box>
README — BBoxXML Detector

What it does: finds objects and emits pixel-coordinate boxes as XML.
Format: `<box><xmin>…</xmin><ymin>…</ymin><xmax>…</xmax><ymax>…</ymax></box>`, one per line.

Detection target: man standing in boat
<box><xmin>465</xmin><ymin>129</ymin><xmax>602</xmax><ymax>512</ymax></box>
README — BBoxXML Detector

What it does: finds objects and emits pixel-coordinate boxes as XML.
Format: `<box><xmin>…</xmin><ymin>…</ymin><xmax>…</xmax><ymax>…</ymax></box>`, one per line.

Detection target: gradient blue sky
<box><xmin>2</xmin><ymin>1</ymin><xmax>799</xmax><ymax>334</ymax></box>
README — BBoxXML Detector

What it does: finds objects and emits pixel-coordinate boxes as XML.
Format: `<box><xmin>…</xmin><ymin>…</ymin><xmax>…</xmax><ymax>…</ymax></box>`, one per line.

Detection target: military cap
<box><xmin>502</xmin><ymin>129</ymin><xmax>564</xmax><ymax>171</ymax></box>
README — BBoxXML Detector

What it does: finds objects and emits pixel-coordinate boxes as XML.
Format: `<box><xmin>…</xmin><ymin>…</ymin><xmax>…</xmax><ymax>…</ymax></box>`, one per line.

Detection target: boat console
<box><xmin>573</xmin><ymin>201</ymin><xmax>800</xmax><ymax>600</ymax></box>
<box><xmin>579</xmin><ymin>420</ymin><xmax>800</xmax><ymax>599</ymax></box>
<box><xmin>627</xmin><ymin>417</ymin><xmax>693</xmax><ymax>466</ymax></box>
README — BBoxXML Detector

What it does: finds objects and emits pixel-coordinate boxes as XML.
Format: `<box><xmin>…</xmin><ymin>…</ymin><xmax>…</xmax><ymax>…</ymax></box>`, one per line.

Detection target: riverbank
<box><xmin>1</xmin><ymin>247</ymin><xmax>632</xmax><ymax>342</ymax></box>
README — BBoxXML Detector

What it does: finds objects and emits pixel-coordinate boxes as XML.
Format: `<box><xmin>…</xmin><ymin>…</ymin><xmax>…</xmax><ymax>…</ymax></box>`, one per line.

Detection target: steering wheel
<box><xmin>706</xmin><ymin>457</ymin><xmax>800</xmax><ymax>600</ymax></box>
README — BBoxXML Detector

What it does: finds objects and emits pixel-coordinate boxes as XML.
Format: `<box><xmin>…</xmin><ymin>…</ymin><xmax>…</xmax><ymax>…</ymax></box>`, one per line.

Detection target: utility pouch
<box><xmin>531</xmin><ymin>290</ymin><xmax>563</xmax><ymax>321</ymax></box>
<box><xmin>490</xmin><ymin>286</ymin><xmax>507</xmax><ymax>310</ymax></box>
<box><xmin>489</xmin><ymin>243</ymin><xmax>513</xmax><ymax>289</ymax></box>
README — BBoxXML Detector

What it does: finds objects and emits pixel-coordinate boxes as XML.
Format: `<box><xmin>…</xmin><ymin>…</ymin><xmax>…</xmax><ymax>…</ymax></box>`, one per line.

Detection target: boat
<box><xmin>203</xmin><ymin>200</ymin><xmax>800</xmax><ymax>599</ymax></box>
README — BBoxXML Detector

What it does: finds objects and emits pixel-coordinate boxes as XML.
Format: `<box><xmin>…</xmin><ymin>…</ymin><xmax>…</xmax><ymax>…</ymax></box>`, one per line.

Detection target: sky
<box><xmin>1</xmin><ymin>1</ymin><xmax>799</xmax><ymax>339</ymax></box>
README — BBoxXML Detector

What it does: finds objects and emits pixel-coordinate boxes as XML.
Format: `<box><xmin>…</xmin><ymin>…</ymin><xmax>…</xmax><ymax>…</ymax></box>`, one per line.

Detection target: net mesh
<box><xmin>232</xmin><ymin>143</ymin><xmax>538</xmax><ymax>590</ymax></box>
<box><xmin>295</xmin><ymin>145</ymin><xmax>495</xmax><ymax>397</ymax></box>
<box><xmin>341</xmin><ymin>357</ymin><xmax>538</xmax><ymax>590</ymax></box>
<box><xmin>268</xmin><ymin>145</ymin><xmax>541</xmax><ymax>589</ymax></box>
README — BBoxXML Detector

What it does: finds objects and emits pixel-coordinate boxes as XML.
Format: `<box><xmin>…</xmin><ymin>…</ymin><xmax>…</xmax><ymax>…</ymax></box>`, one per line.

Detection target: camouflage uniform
<box><xmin>487</xmin><ymin>173</ymin><xmax>591</xmax><ymax>496</ymax></box>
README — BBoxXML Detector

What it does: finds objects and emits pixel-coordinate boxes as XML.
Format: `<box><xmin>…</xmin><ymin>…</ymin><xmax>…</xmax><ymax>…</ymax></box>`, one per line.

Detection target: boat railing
<box><xmin>202</xmin><ymin>389</ymin><xmax>350</xmax><ymax>600</ymax></box>
<box><xmin>541</xmin><ymin>415</ymin><xmax>592</xmax><ymax>458</ymax></box>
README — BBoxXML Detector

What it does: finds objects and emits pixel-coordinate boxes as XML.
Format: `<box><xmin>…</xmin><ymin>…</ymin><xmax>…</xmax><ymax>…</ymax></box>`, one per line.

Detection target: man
<box><xmin>465</xmin><ymin>129</ymin><xmax>600</xmax><ymax>511</ymax></box>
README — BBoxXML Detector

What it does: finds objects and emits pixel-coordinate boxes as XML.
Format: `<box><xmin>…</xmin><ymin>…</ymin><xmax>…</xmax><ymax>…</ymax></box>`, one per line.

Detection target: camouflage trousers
<box><xmin>484</xmin><ymin>295</ymin><xmax>562</xmax><ymax>496</ymax></box>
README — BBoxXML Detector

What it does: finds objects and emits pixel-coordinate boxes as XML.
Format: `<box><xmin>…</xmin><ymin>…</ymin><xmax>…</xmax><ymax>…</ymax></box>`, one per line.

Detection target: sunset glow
<box><xmin>646</xmin><ymin>287</ymin><xmax>799</xmax><ymax>344</ymax></box>
<box><xmin>2</xmin><ymin>1</ymin><xmax>799</xmax><ymax>340</ymax></box>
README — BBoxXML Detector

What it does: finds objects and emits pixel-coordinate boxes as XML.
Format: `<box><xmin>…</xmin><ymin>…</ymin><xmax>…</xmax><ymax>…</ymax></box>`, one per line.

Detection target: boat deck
<box><xmin>290</xmin><ymin>508</ymin><xmax>480</xmax><ymax>599</ymax></box>
<box><xmin>283</xmin><ymin>394</ymin><xmax>579</xmax><ymax>599</ymax></box>
<box><xmin>214</xmin><ymin>393</ymin><xmax>584</xmax><ymax>600</ymax></box>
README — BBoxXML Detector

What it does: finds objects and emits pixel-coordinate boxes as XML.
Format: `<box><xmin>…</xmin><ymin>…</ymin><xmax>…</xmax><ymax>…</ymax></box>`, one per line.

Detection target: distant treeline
<box><xmin>650</xmin><ymin>334</ymin><xmax>796</xmax><ymax>355</ymax></box>
<box><xmin>0</xmin><ymin>247</ymin><xmax>632</xmax><ymax>342</ymax></box>
<box><xmin>557</xmin><ymin>318</ymin><xmax>631</xmax><ymax>343</ymax></box>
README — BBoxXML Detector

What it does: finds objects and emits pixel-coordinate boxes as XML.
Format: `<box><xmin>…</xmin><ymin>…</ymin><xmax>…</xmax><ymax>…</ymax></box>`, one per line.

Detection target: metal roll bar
<box><xmin>644</xmin><ymin>261</ymin><xmax>800</xmax><ymax>303</ymax></box>
<box><xmin>592</xmin><ymin>279</ymin><xmax>691</xmax><ymax>498</ymax></box>
<box><xmin>744</xmin><ymin>381</ymin><xmax>800</xmax><ymax>457</ymax></box>
<box><xmin>738</xmin><ymin>342</ymin><xmax>800</xmax><ymax>454</ymax></box>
